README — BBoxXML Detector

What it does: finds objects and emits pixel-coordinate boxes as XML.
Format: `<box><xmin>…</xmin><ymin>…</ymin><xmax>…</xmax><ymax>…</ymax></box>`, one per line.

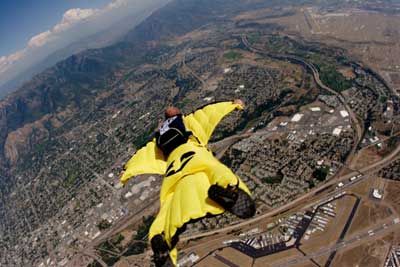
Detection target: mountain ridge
<box><xmin>0</xmin><ymin>0</ymin><xmax>170</xmax><ymax>99</ymax></box>
<box><xmin>0</xmin><ymin>0</ymin><xmax>271</xmax><ymax>171</ymax></box>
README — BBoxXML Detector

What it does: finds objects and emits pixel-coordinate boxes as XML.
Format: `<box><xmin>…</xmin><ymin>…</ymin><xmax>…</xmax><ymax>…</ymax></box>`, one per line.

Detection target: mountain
<box><xmin>0</xmin><ymin>0</ymin><xmax>257</xmax><ymax>169</ymax></box>
<box><xmin>0</xmin><ymin>0</ymin><xmax>170</xmax><ymax>99</ymax></box>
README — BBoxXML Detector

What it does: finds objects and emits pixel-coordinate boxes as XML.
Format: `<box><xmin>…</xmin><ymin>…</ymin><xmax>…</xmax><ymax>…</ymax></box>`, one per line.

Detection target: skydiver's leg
<box><xmin>151</xmin><ymin>234</ymin><xmax>172</xmax><ymax>267</ymax></box>
<box><xmin>152</xmin><ymin>223</ymin><xmax>186</xmax><ymax>265</ymax></box>
<box><xmin>201</xmin><ymin>151</ymin><xmax>255</xmax><ymax>219</ymax></box>
<box><xmin>208</xmin><ymin>184</ymin><xmax>255</xmax><ymax>219</ymax></box>
<box><xmin>170</xmin><ymin>224</ymin><xmax>186</xmax><ymax>249</ymax></box>
<box><xmin>149</xmin><ymin>196</ymin><xmax>174</xmax><ymax>267</ymax></box>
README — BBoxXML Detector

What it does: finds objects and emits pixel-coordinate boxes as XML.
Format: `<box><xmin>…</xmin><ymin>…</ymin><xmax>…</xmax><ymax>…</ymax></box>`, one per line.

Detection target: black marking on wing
<box><xmin>166</xmin><ymin>151</ymin><xmax>195</xmax><ymax>177</ymax></box>
<box><xmin>180</xmin><ymin>151</ymin><xmax>195</xmax><ymax>162</ymax></box>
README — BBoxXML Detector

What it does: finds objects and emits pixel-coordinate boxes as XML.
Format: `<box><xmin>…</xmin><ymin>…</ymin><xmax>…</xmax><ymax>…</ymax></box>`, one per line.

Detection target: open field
<box><xmin>349</xmin><ymin>147</ymin><xmax>383</xmax><ymax>171</ymax></box>
<box><xmin>297</xmin><ymin>196</ymin><xmax>357</xmax><ymax>266</ymax></box>
<box><xmin>254</xmin><ymin>248</ymin><xmax>304</xmax><ymax>267</ymax></box>
<box><xmin>332</xmin><ymin>233</ymin><xmax>394</xmax><ymax>267</ymax></box>
<box><xmin>235</xmin><ymin>7</ymin><xmax>400</xmax><ymax>94</ymax></box>
<box><xmin>347</xmin><ymin>200</ymin><xmax>393</xmax><ymax>236</ymax></box>
<box><xmin>384</xmin><ymin>180</ymin><xmax>400</xmax><ymax>215</ymax></box>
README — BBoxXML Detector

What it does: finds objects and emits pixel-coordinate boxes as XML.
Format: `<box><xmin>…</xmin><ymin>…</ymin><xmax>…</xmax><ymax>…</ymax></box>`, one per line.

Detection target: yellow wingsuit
<box><xmin>120</xmin><ymin>101</ymin><xmax>251</xmax><ymax>265</ymax></box>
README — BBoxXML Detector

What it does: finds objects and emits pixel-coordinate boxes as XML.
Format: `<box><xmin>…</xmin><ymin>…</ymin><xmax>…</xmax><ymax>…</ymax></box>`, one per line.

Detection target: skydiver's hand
<box><xmin>115</xmin><ymin>182</ymin><xmax>125</xmax><ymax>189</ymax></box>
<box><xmin>118</xmin><ymin>170</ymin><xmax>126</xmax><ymax>188</ymax></box>
<box><xmin>234</xmin><ymin>99</ymin><xmax>245</xmax><ymax>108</ymax></box>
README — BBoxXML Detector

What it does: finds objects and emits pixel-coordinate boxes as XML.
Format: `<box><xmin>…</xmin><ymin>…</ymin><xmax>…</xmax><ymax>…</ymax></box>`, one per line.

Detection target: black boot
<box><xmin>151</xmin><ymin>234</ymin><xmax>174</xmax><ymax>267</ymax></box>
<box><xmin>208</xmin><ymin>185</ymin><xmax>256</xmax><ymax>219</ymax></box>
<box><xmin>230</xmin><ymin>188</ymin><xmax>256</xmax><ymax>219</ymax></box>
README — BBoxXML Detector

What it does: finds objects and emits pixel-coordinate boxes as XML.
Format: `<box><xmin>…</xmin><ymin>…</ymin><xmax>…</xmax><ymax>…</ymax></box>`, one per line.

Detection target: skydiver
<box><xmin>120</xmin><ymin>100</ymin><xmax>256</xmax><ymax>266</ymax></box>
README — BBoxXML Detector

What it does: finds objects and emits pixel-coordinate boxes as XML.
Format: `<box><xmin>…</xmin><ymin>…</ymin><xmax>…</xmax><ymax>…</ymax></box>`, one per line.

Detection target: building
<box><xmin>340</xmin><ymin>110</ymin><xmax>349</xmax><ymax>118</ymax></box>
<box><xmin>291</xmin><ymin>113</ymin><xmax>304</xmax><ymax>122</ymax></box>
<box><xmin>372</xmin><ymin>189</ymin><xmax>383</xmax><ymax>200</ymax></box>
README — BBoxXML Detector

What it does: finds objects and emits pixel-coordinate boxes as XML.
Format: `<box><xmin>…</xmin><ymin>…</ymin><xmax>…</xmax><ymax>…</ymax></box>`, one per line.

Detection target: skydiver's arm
<box><xmin>183</xmin><ymin>100</ymin><xmax>244</xmax><ymax>145</ymax></box>
<box><xmin>120</xmin><ymin>139</ymin><xmax>167</xmax><ymax>185</ymax></box>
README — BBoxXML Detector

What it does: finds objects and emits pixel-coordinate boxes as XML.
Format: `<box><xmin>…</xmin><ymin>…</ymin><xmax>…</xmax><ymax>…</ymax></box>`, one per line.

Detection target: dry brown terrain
<box><xmin>332</xmin><ymin>233</ymin><xmax>394</xmax><ymax>267</ymax></box>
<box><xmin>235</xmin><ymin>7</ymin><xmax>400</xmax><ymax>94</ymax></box>
<box><xmin>296</xmin><ymin>196</ymin><xmax>357</xmax><ymax>266</ymax></box>
<box><xmin>385</xmin><ymin>180</ymin><xmax>400</xmax><ymax>215</ymax></box>
<box><xmin>349</xmin><ymin>147</ymin><xmax>383</xmax><ymax>171</ymax></box>
<box><xmin>348</xmin><ymin>200</ymin><xmax>392</xmax><ymax>235</ymax></box>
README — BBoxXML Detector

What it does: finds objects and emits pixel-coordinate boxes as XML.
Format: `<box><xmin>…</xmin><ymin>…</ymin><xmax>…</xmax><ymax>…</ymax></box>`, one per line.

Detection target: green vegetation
<box><xmin>97</xmin><ymin>219</ymin><xmax>112</xmax><ymax>231</ymax></box>
<box><xmin>248</xmin><ymin>32</ymin><xmax>261</xmax><ymax>45</ymax></box>
<box><xmin>313</xmin><ymin>166</ymin><xmax>330</xmax><ymax>181</ymax></box>
<box><xmin>336</xmin><ymin>55</ymin><xmax>350</xmax><ymax>64</ymax></box>
<box><xmin>318</xmin><ymin>64</ymin><xmax>352</xmax><ymax>92</ymax></box>
<box><xmin>307</xmin><ymin>180</ymin><xmax>315</xmax><ymax>189</ymax></box>
<box><xmin>379</xmin><ymin>95</ymin><xmax>388</xmax><ymax>103</ymax></box>
<box><xmin>387</xmin><ymin>136</ymin><xmax>400</xmax><ymax>151</ymax></box>
<box><xmin>264</xmin><ymin>35</ymin><xmax>295</xmax><ymax>54</ymax></box>
<box><xmin>133</xmin><ymin>123</ymin><xmax>157</xmax><ymax>148</ymax></box>
<box><xmin>263</xmin><ymin>176</ymin><xmax>284</xmax><ymax>184</ymax></box>
<box><xmin>176</xmin><ymin>98</ymin><xmax>191</xmax><ymax>110</ymax></box>
<box><xmin>261</xmin><ymin>35</ymin><xmax>353</xmax><ymax>93</ymax></box>
<box><xmin>263</xmin><ymin>37</ymin><xmax>351</xmax><ymax>94</ymax></box>
<box><xmin>223</xmin><ymin>51</ymin><xmax>243</xmax><ymax>61</ymax></box>
<box><xmin>32</xmin><ymin>138</ymin><xmax>58</xmax><ymax>159</ymax></box>
<box><xmin>262</xmin><ymin>172</ymin><xmax>284</xmax><ymax>184</ymax></box>
<box><xmin>135</xmin><ymin>216</ymin><xmax>155</xmax><ymax>241</ymax></box>
<box><xmin>64</xmin><ymin>169</ymin><xmax>80</xmax><ymax>187</ymax></box>
<box><xmin>34</xmin><ymin>142</ymin><xmax>47</xmax><ymax>155</ymax></box>
<box><xmin>128</xmin><ymin>100</ymin><xmax>140</xmax><ymax>107</ymax></box>
<box><xmin>122</xmin><ymin>241</ymin><xmax>147</xmax><ymax>257</ymax></box>
<box><xmin>119</xmin><ymin>216</ymin><xmax>154</xmax><ymax>258</ymax></box>
<box><xmin>308</xmin><ymin>54</ymin><xmax>352</xmax><ymax>92</ymax></box>
<box><xmin>91</xmin><ymin>234</ymin><xmax>125</xmax><ymax>267</ymax></box>
<box><xmin>91</xmin><ymin>216</ymin><xmax>155</xmax><ymax>266</ymax></box>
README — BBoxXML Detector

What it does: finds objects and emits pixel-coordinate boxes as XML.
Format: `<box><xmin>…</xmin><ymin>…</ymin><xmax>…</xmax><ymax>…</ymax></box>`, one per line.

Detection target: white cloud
<box><xmin>0</xmin><ymin>0</ymin><xmax>170</xmax><ymax>91</ymax></box>
<box><xmin>0</xmin><ymin>50</ymin><xmax>26</xmax><ymax>74</ymax></box>
<box><xmin>26</xmin><ymin>8</ymin><xmax>98</xmax><ymax>50</ymax></box>
<box><xmin>2</xmin><ymin>7</ymin><xmax>99</xmax><ymax>71</ymax></box>
<box><xmin>2</xmin><ymin>0</ymin><xmax>150</xmax><ymax>59</ymax></box>
<box><xmin>28</xmin><ymin>31</ymin><xmax>52</xmax><ymax>48</ymax></box>
<box><xmin>53</xmin><ymin>8</ymin><xmax>98</xmax><ymax>33</ymax></box>
<box><xmin>106</xmin><ymin>0</ymin><xmax>130</xmax><ymax>10</ymax></box>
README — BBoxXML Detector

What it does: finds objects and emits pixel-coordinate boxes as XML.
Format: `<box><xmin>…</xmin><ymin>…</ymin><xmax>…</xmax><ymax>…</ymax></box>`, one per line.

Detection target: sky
<box><xmin>0</xmin><ymin>0</ymin><xmax>110</xmax><ymax>57</ymax></box>
<box><xmin>0</xmin><ymin>0</ymin><xmax>169</xmax><ymax>95</ymax></box>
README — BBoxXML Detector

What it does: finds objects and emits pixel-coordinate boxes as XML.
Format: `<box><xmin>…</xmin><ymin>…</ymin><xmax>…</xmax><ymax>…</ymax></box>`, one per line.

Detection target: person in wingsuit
<box><xmin>120</xmin><ymin>100</ymin><xmax>256</xmax><ymax>266</ymax></box>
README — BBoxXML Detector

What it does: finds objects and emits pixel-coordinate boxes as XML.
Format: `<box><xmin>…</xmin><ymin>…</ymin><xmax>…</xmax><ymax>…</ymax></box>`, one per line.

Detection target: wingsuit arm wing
<box><xmin>183</xmin><ymin>101</ymin><xmax>244</xmax><ymax>145</ymax></box>
<box><xmin>120</xmin><ymin>139</ymin><xmax>167</xmax><ymax>185</ymax></box>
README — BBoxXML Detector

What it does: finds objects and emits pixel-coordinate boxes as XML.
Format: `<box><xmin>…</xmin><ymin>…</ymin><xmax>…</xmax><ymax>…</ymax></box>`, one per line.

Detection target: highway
<box><xmin>240</xmin><ymin>35</ymin><xmax>364</xmax><ymax>162</ymax></box>
<box><xmin>181</xmin><ymin>140</ymin><xmax>400</xmax><ymax>243</ymax></box>
<box><xmin>182</xmin><ymin>35</ymin><xmax>400</xmax><ymax>243</ymax></box>
<box><xmin>324</xmin><ymin>195</ymin><xmax>361</xmax><ymax>267</ymax></box>
<box><xmin>78</xmin><ymin>36</ymin><xmax>399</xmax><ymax>265</ymax></box>
<box><xmin>272</xmin><ymin>217</ymin><xmax>400</xmax><ymax>267</ymax></box>
<box><xmin>68</xmin><ymin>248</ymin><xmax>108</xmax><ymax>267</ymax></box>
<box><xmin>182</xmin><ymin>48</ymin><xmax>207</xmax><ymax>88</ymax></box>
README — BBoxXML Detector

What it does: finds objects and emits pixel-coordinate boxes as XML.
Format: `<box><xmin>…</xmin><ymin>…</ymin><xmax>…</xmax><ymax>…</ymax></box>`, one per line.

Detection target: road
<box><xmin>68</xmin><ymin>248</ymin><xmax>108</xmax><ymax>267</ymax></box>
<box><xmin>273</xmin><ymin>217</ymin><xmax>400</xmax><ymax>267</ymax></box>
<box><xmin>181</xmin><ymin>142</ymin><xmax>400</xmax><ymax>243</ymax></box>
<box><xmin>76</xmin><ymin>36</ymin><xmax>399</xmax><ymax>264</ymax></box>
<box><xmin>183</xmin><ymin>35</ymin><xmax>400</xmax><ymax>242</ymax></box>
<box><xmin>361</xmin><ymin>130</ymin><xmax>400</xmax><ymax>149</ymax></box>
<box><xmin>182</xmin><ymin>48</ymin><xmax>206</xmax><ymax>88</ymax></box>
<box><xmin>240</xmin><ymin>35</ymin><xmax>364</xmax><ymax>163</ymax></box>
<box><xmin>324</xmin><ymin>195</ymin><xmax>361</xmax><ymax>267</ymax></box>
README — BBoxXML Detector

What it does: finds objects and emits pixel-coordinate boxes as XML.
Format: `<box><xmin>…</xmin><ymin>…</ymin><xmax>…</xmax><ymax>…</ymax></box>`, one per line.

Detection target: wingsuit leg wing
<box><xmin>148</xmin><ymin>144</ymin><xmax>254</xmax><ymax>265</ymax></box>
<box><xmin>149</xmin><ymin>171</ymin><xmax>225</xmax><ymax>265</ymax></box>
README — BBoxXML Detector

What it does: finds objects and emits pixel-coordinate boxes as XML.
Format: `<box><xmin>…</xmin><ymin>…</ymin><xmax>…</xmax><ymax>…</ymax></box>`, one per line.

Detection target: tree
<box><xmin>97</xmin><ymin>219</ymin><xmax>112</xmax><ymax>231</ymax></box>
